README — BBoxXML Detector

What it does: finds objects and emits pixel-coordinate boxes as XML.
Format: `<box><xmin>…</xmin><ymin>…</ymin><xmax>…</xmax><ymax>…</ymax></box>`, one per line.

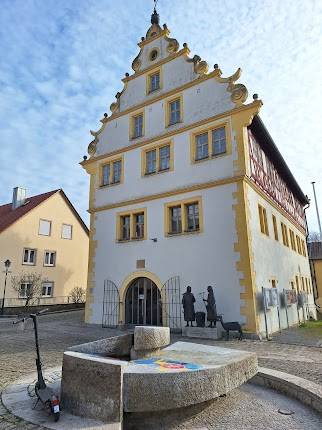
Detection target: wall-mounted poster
<box><xmin>285</xmin><ymin>289</ymin><xmax>297</xmax><ymax>306</ymax></box>
<box><xmin>263</xmin><ymin>288</ymin><xmax>279</xmax><ymax>309</ymax></box>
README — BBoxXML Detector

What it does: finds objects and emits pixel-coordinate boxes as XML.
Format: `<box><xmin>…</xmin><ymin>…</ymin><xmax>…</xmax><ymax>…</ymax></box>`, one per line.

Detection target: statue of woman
<box><xmin>182</xmin><ymin>286</ymin><xmax>196</xmax><ymax>327</ymax></box>
<box><xmin>203</xmin><ymin>285</ymin><xmax>217</xmax><ymax>328</ymax></box>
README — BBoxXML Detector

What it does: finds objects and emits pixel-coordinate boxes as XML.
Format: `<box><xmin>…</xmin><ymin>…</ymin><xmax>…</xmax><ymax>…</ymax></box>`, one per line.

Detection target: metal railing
<box><xmin>2</xmin><ymin>295</ymin><xmax>85</xmax><ymax>308</ymax></box>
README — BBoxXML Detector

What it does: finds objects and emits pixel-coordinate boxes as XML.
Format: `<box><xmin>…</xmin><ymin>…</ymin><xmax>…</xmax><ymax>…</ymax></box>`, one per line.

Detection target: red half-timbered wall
<box><xmin>248</xmin><ymin>129</ymin><xmax>306</xmax><ymax>230</ymax></box>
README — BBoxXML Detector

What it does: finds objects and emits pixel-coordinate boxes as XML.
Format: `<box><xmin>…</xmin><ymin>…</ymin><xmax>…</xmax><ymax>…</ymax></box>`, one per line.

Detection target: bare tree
<box><xmin>11</xmin><ymin>272</ymin><xmax>46</xmax><ymax>310</ymax></box>
<box><xmin>70</xmin><ymin>286</ymin><xmax>86</xmax><ymax>304</ymax></box>
<box><xmin>307</xmin><ymin>231</ymin><xmax>321</xmax><ymax>243</ymax></box>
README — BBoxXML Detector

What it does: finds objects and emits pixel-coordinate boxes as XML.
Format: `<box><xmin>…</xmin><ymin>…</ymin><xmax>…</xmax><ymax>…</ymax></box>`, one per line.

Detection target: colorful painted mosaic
<box><xmin>133</xmin><ymin>357</ymin><xmax>202</xmax><ymax>371</ymax></box>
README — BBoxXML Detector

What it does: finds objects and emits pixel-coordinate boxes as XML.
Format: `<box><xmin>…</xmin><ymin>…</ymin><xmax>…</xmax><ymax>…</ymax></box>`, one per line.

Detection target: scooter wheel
<box><xmin>54</xmin><ymin>412</ymin><xmax>60</xmax><ymax>422</ymax></box>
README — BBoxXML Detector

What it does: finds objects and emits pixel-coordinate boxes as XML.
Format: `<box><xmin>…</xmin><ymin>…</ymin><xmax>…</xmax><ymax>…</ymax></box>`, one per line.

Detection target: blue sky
<box><xmin>0</xmin><ymin>0</ymin><xmax>321</xmax><ymax>232</ymax></box>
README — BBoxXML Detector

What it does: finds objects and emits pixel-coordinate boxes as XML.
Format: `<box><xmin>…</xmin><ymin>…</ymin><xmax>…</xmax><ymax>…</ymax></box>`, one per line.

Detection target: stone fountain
<box><xmin>61</xmin><ymin>326</ymin><xmax>258</xmax><ymax>428</ymax></box>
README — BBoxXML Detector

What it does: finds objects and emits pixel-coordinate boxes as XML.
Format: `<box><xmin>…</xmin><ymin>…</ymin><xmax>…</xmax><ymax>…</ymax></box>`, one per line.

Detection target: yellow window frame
<box><xmin>164</xmin><ymin>196</ymin><xmax>203</xmax><ymax>236</ymax></box>
<box><xmin>129</xmin><ymin>109</ymin><xmax>145</xmax><ymax>140</ymax></box>
<box><xmin>272</xmin><ymin>214</ymin><xmax>278</xmax><ymax>241</ymax></box>
<box><xmin>165</xmin><ymin>93</ymin><xmax>183</xmax><ymax>127</ymax></box>
<box><xmin>141</xmin><ymin>140</ymin><xmax>174</xmax><ymax>176</ymax></box>
<box><xmin>146</xmin><ymin>66</ymin><xmax>162</xmax><ymax>95</ymax></box>
<box><xmin>100</xmin><ymin>155</ymin><xmax>124</xmax><ymax>188</ymax></box>
<box><xmin>190</xmin><ymin>121</ymin><xmax>231</xmax><ymax>163</ymax></box>
<box><xmin>116</xmin><ymin>208</ymin><xmax>147</xmax><ymax>242</ymax></box>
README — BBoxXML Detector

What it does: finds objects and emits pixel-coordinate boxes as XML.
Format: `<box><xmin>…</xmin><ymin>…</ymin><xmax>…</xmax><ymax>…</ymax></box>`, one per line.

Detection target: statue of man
<box><xmin>182</xmin><ymin>286</ymin><xmax>196</xmax><ymax>327</ymax></box>
<box><xmin>203</xmin><ymin>285</ymin><xmax>217</xmax><ymax>328</ymax></box>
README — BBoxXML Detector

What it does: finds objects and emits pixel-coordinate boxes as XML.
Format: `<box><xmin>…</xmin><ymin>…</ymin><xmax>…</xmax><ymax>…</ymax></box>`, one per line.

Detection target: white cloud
<box><xmin>0</xmin><ymin>0</ymin><xmax>321</xmax><ymax>232</ymax></box>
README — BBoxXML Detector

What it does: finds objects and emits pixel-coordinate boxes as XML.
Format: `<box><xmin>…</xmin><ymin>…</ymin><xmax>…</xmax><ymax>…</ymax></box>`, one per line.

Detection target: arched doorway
<box><xmin>125</xmin><ymin>277</ymin><xmax>162</xmax><ymax>326</ymax></box>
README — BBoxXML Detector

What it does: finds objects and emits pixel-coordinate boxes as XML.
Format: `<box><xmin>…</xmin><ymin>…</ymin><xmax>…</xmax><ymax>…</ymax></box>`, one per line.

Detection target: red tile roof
<box><xmin>0</xmin><ymin>189</ymin><xmax>88</xmax><ymax>235</ymax></box>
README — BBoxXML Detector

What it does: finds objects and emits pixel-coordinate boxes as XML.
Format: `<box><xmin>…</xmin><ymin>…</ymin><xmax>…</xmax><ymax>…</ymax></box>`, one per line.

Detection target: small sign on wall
<box><xmin>136</xmin><ymin>259</ymin><xmax>145</xmax><ymax>269</ymax></box>
<box><xmin>284</xmin><ymin>289</ymin><xmax>298</xmax><ymax>306</ymax></box>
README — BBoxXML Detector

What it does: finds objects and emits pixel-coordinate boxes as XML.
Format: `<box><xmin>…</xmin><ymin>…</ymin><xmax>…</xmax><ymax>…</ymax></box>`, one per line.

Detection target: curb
<box><xmin>250</xmin><ymin>367</ymin><xmax>322</xmax><ymax>415</ymax></box>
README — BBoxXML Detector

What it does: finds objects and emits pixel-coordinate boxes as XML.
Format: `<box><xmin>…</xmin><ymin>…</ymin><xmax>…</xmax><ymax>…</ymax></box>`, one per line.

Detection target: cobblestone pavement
<box><xmin>0</xmin><ymin>310</ymin><xmax>321</xmax><ymax>429</ymax></box>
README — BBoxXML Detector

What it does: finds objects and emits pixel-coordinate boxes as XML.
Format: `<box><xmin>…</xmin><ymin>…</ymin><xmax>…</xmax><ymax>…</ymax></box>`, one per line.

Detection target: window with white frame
<box><xmin>19</xmin><ymin>282</ymin><xmax>31</xmax><ymax>298</ymax></box>
<box><xmin>39</xmin><ymin>219</ymin><xmax>51</xmax><ymax>236</ymax></box>
<box><xmin>146</xmin><ymin>149</ymin><xmax>157</xmax><ymax>174</ymax></box>
<box><xmin>170</xmin><ymin>206</ymin><xmax>182</xmax><ymax>234</ymax></box>
<box><xmin>61</xmin><ymin>224</ymin><xmax>72</xmax><ymax>240</ymax></box>
<box><xmin>134</xmin><ymin>213</ymin><xmax>145</xmax><ymax>239</ymax></box>
<box><xmin>44</xmin><ymin>251</ymin><xmax>56</xmax><ymax>267</ymax></box>
<box><xmin>120</xmin><ymin>215</ymin><xmax>131</xmax><ymax>241</ymax></box>
<box><xmin>23</xmin><ymin>248</ymin><xmax>36</xmax><ymax>265</ymax></box>
<box><xmin>159</xmin><ymin>145</ymin><xmax>170</xmax><ymax>170</ymax></box>
<box><xmin>42</xmin><ymin>282</ymin><xmax>54</xmax><ymax>297</ymax></box>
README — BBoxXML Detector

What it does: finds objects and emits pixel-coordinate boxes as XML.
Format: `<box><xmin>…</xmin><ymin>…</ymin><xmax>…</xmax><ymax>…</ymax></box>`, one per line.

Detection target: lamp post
<box><xmin>1</xmin><ymin>259</ymin><xmax>11</xmax><ymax>315</ymax></box>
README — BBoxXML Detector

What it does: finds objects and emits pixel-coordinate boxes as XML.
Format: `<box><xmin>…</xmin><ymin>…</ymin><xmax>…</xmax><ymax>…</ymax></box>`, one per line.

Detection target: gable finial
<box><xmin>151</xmin><ymin>0</ymin><xmax>160</xmax><ymax>25</ymax></box>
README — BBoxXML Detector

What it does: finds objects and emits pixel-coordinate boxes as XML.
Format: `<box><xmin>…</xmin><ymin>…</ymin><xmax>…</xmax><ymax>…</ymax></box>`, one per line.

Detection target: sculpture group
<box><xmin>182</xmin><ymin>285</ymin><xmax>243</xmax><ymax>339</ymax></box>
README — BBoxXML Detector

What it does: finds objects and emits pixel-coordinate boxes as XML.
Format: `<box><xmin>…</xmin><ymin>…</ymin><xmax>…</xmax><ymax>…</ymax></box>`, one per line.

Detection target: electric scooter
<box><xmin>14</xmin><ymin>309</ymin><xmax>60</xmax><ymax>422</ymax></box>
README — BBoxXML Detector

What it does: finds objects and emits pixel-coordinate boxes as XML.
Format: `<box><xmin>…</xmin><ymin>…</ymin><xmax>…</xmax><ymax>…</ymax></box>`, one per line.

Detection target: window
<box><xmin>258</xmin><ymin>205</ymin><xmax>269</xmax><ymax>236</ymax></box>
<box><xmin>281</xmin><ymin>223</ymin><xmax>289</xmax><ymax>246</ymax></box>
<box><xmin>295</xmin><ymin>276</ymin><xmax>299</xmax><ymax>292</ymax></box>
<box><xmin>23</xmin><ymin>248</ymin><xmax>36</xmax><ymax>265</ymax></box>
<box><xmin>212</xmin><ymin>127</ymin><xmax>226</xmax><ymax>155</ymax></box>
<box><xmin>170</xmin><ymin>206</ymin><xmax>182</xmax><ymax>234</ymax></box>
<box><xmin>191</xmin><ymin>124</ymin><xmax>229</xmax><ymax>162</ymax></box>
<box><xmin>149</xmin><ymin>49</ymin><xmax>159</xmax><ymax>61</ymax></box>
<box><xmin>101</xmin><ymin>157</ymin><xmax>123</xmax><ymax>187</ymax></box>
<box><xmin>117</xmin><ymin>209</ymin><xmax>147</xmax><ymax>241</ymax></box>
<box><xmin>142</xmin><ymin>142</ymin><xmax>173</xmax><ymax>175</ymax></box>
<box><xmin>147</xmin><ymin>70</ymin><xmax>161</xmax><ymax>93</ymax></box>
<box><xmin>195</xmin><ymin>133</ymin><xmax>209</xmax><ymax>160</ymax></box>
<box><xmin>146</xmin><ymin>149</ymin><xmax>157</xmax><ymax>174</ymax></box>
<box><xmin>165</xmin><ymin>197</ymin><xmax>203</xmax><ymax>236</ymax></box>
<box><xmin>120</xmin><ymin>215</ymin><xmax>131</xmax><ymax>241</ymax></box>
<box><xmin>186</xmin><ymin>203</ymin><xmax>199</xmax><ymax>232</ymax></box>
<box><xmin>305</xmin><ymin>278</ymin><xmax>308</xmax><ymax>293</ymax></box>
<box><xmin>19</xmin><ymin>283</ymin><xmax>31</xmax><ymax>298</ymax></box>
<box><xmin>44</xmin><ymin>251</ymin><xmax>56</xmax><ymax>267</ymax></box>
<box><xmin>291</xmin><ymin>281</ymin><xmax>295</xmax><ymax>290</ymax></box>
<box><xmin>272</xmin><ymin>215</ymin><xmax>278</xmax><ymax>241</ymax></box>
<box><xmin>42</xmin><ymin>282</ymin><xmax>53</xmax><ymax>297</ymax></box>
<box><xmin>296</xmin><ymin>235</ymin><xmax>302</xmax><ymax>254</ymax></box>
<box><xmin>301</xmin><ymin>239</ymin><xmax>307</xmax><ymax>257</ymax></box>
<box><xmin>271</xmin><ymin>280</ymin><xmax>277</xmax><ymax>288</ymax></box>
<box><xmin>61</xmin><ymin>224</ymin><xmax>72</xmax><ymax>240</ymax></box>
<box><xmin>39</xmin><ymin>219</ymin><xmax>51</xmax><ymax>236</ymax></box>
<box><xmin>131</xmin><ymin>112</ymin><xmax>144</xmax><ymax>139</ymax></box>
<box><xmin>166</xmin><ymin>95</ymin><xmax>182</xmax><ymax>127</ymax></box>
<box><xmin>289</xmin><ymin>229</ymin><xmax>296</xmax><ymax>251</ymax></box>
<box><xmin>134</xmin><ymin>213</ymin><xmax>145</xmax><ymax>239</ymax></box>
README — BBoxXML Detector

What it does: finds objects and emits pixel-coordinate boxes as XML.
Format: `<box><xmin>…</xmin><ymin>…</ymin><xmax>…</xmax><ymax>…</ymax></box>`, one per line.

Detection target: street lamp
<box><xmin>1</xmin><ymin>259</ymin><xmax>11</xmax><ymax>315</ymax></box>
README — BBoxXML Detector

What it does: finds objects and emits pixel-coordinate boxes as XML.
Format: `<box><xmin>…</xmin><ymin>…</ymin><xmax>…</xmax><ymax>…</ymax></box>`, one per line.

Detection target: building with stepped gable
<box><xmin>81</xmin><ymin>7</ymin><xmax>316</xmax><ymax>337</ymax></box>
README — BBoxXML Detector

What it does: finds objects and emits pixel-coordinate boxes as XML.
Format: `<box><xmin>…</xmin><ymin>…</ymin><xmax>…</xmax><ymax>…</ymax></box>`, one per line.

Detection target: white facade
<box><xmin>82</xmin><ymin>16</ymin><xmax>315</xmax><ymax>337</ymax></box>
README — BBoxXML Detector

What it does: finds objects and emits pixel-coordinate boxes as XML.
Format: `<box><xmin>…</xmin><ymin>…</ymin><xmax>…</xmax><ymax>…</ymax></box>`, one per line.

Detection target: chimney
<box><xmin>12</xmin><ymin>187</ymin><xmax>26</xmax><ymax>209</ymax></box>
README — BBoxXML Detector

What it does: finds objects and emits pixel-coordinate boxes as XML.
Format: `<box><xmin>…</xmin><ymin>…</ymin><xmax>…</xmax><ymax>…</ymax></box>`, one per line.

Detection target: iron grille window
<box><xmin>121</xmin><ymin>215</ymin><xmax>131</xmax><ymax>240</ymax></box>
<box><xmin>150</xmin><ymin>72</ymin><xmax>160</xmax><ymax>92</ymax></box>
<box><xmin>170</xmin><ymin>206</ymin><xmax>182</xmax><ymax>234</ymax></box>
<box><xmin>112</xmin><ymin>160</ymin><xmax>122</xmax><ymax>183</ymax></box>
<box><xmin>169</xmin><ymin>99</ymin><xmax>181</xmax><ymax>125</ymax></box>
<box><xmin>159</xmin><ymin>145</ymin><xmax>170</xmax><ymax>170</ymax></box>
<box><xmin>212</xmin><ymin>127</ymin><xmax>226</xmax><ymax>155</ymax></box>
<box><xmin>102</xmin><ymin>164</ymin><xmax>110</xmax><ymax>186</ymax></box>
<box><xmin>23</xmin><ymin>248</ymin><xmax>36</xmax><ymax>265</ymax></box>
<box><xmin>133</xmin><ymin>114</ymin><xmax>143</xmax><ymax>138</ymax></box>
<box><xmin>134</xmin><ymin>213</ymin><xmax>145</xmax><ymax>239</ymax></box>
<box><xmin>146</xmin><ymin>149</ymin><xmax>157</xmax><ymax>174</ymax></box>
<box><xmin>195</xmin><ymin>132</ymin><xmax>209</xmax><ymax>160</ymax></box>
<box><xmin>186</xmin><ymin>203</ymin><xmax>199</xmax><ymax>231</ymax></box>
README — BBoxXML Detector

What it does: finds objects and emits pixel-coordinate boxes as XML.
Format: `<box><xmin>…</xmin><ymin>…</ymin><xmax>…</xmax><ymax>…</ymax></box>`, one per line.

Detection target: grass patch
<box><xmin>300</xmin><ymin>320</ymin><xmax>322</xmax><ymax>333</ymax></box>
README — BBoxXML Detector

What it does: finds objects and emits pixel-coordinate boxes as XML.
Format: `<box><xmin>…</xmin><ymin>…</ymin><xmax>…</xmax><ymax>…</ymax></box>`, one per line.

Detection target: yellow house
<box><xmin>308</xmin><ymin>241</ymin><xmax>322</xmax><ymax>315</ymax></box>
<box><xmin>0</xmin><ymin>187</ymin><xmax>89</xmax><ymax>309</ymax></box>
